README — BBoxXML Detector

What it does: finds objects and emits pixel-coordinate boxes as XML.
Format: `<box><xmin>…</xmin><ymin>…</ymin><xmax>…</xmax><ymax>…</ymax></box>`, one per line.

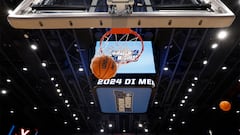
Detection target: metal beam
<box><xmin>144</xmin><ymin>0</ymin><xmax>153</xmax><ymax>12</ymax></box>
<box><xmin>170</xmin><ymin>29</ymin><xmax>208</xmax><ymax>105</ymax></box>
<box><xmin>71</xmin><ymin>29</ymin><xmax>97</xmax><ymax>106</ymax></box>
<box><xmin>72</xmin><ymin>29</ymin><xmax>93</xmax><ymax>89</ymax></box>
<box><xmin>89</xmin><ymin>0</ymin><xmax>98</xmax><ymax>12</ymax></box>
<box><xmin>56</xmin><ymin>30</ymin><xmax>88</xmax><ymax>105</ymax></box>
<box><xmin>8</xmin><ymin>0</ymin><xmax>235</xmax><ymax>29</ymax></box>
<box><xmin>151</xmin><ymin>29</ymin><xmax>174</xmax><ymax>107</ymax></box>
<box><xmin>192</xmin><ymin>30</ymin><xmax>240</xmax><ymax>105</ymax></box>
<box><xmin>161</xmin><ymin>29</ymin><xmax>191</xmax><ymax>105</ymax></box>
<box><xmin>0</xmin><ymin>49</ymin><xmax>34</xmax><ymax>105</ymax></box>
<box><xmin>55</xmin><ymin>30</ymin><xmax>91</xmax><ymax>129</ymax></box>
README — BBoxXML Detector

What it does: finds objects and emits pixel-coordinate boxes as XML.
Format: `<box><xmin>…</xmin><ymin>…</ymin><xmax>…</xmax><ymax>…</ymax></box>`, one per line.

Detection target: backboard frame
<box><xmin>7</xmin><ymin>0</ymin><xmax>235</xmax><ymax>29</ymax></box>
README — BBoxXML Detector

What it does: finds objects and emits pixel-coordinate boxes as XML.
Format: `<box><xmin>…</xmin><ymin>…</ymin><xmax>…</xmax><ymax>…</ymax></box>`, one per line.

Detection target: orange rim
<box><xmin>110</xmin><ymin>28</ymin><xmax>132</xmax><ymax>34</ymax></box>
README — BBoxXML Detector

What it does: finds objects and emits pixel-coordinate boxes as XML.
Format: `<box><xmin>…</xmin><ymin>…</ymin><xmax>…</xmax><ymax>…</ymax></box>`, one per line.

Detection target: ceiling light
<box><xmin>180</xmin><ymin>103</ymin><xmax>184</xmax><ymax>107</ymax></box>
<box><xmin>75</xmin><ymin>117</ymin><xmax>79</xmax><ymax>121</ymax></box>
<box><xmin>33</xmin><ymin>106</ymin><xmax>38</xmax><ymax>110</ymax></box>
<box><xmin>77</xmin><ymin>127</ymin><xmax>80</xmax><ymax>131</ymax></box>
<box><xmin>8</xmin><ymin>10</ymin><xmax>13</xmax><ymax>15</ymax></box>
<box><xmin>212</xmin><ymin>106</ymin><xmax>216</xmax><ymax>110</ymax></box>
<box><xmin>217</xmin><ymin>30</ymin><xmax>228</xmax><ymax>40</ymax></box>
<box><xmin>87</xmin><ymin>116</ymin><xmax>90</xmax><ymax>120</ymax></box>
<box><xmin>78</xmin><ymin>67</ymin><xmax>84</xmax><ymax>72</ymax></box>
<box><xmin>163</xmin><ymin>67</ymin><xmax>169</xmax><ymax>71</ymax></box>
<box><xmin>194</xmin><ymin>77</ymin><xmax>198</xmax><ymax>81</ymax></box>
<box><xmin>24</xmin><ymin>34</ymin><xmax>29</xmax><ymax>39</ymax></box>
<box><xmin>64</xmin><ymin>100</ymin><xmax>69</xmax><ymax>104</ymax></box>
<box><xmin>211</xmin><ymin>43</ymin><xmax>218</xmax><ymax>49</ymax></box>
<box><xmin>191</xmin><ymin>83</ymin><xmax>195</xmax><ymax>87</ymax></box>
<box><xmin>184</xmin><ymin>96</ymin><xmax>188</xmax><ymax>99</ymax></box>
<box><xmin>41</xmin><ymin>62</ymin><xmax>47</xmax><ymax>67</ymax></box>
<box><xmin>64</xmin><ymin>121</ymin><xmax>68</xmax><ymax>125</ymax></box>
<box><xmin>30</xmin><ymin>44</ymin><xmax>38</xmax><ymax>50</ymax></box>
<box><xmin>236</xmin><ymin>110</ymin><xmax>240</xmax><ymax>114</ymax></box>
<box><xmin>122</xmin><ymin>129</ymin><xmax>126</xmax><ymax>133</ymax></box>
<box><xmin>221</xmin><ymin>66</ymin><xmax>227</xmax><ymax>70</ymax></box>
<box><xmin>137</xmin><ymin>3</ymin><xmax>143</xmax><ymax>6</ymax></box>
<box><xmin>73</xmin><ymin>113</ymin><xmax>76</xmax><ymax>117</ymax></box>
<box><xmin>138</xmin><ymin>123</ymin><xmax>143</xmax><ymax>128</ymax></box>
<box><xmin>181</xmin><ymin>100</ymin><xmax>186</xmax><ymax>104</ymax></box>
<box><xmin>100</xmin><ymin>129</ymin><xmax>104</xmax><ymax>133</ymax></box>
<box><xmin>144</xmin><ymin>128</ymin><xmax>149</xmax><ymax>133</ymax></box>
<box><xmin>158</xmin><ymin>116</ymin><xmax>162</xmax><ymax>120</ymax></box>
<box><xmin>54</xmin><ymin>108</ymin><xmax>58</xmax><ymax>112</ymax></box>
<box><xmin>90</xmin><ymin>101</ymin><xmax>94</xmax><ymax>105</ymax></box>
<box><xmin>108</xmin><ymin>123</ymin><xmax>113</xmax><ymax>128</ymax></box>
<box><xmin>58</xmin><ymin>93</ymin><xmax>62</xmax><ymax>97</ymax></box>
<box><xmin>168</xmin><ymin>127</ymin><xmax>172</xmax><ymax>131</ymax></box>
<box><xmin>66</xmin><ymin>104</ymin><xmax>70</xmax><ymax>108</ymax></box>
<box><xmin>1</xmin><ymin>89</ymin><xmax>7</xmax><ymax>95</ymax></box>
<box><xmin>188</xmin><ymin>88</ymin><xmax>193</xmax><ymax>93</ymax></box>
<box><xmin>154</xmin><ymin>101</ymin><xmax>159</xmax><ymax>105</ymax></box>
<box><xmin>191</xmin><ymin>108</ymin><xmax>195</xmax><ymax>112</ymax></box>
<box><xmin>22</xmin><ymin>67</ymin><xmax>28</xmax><ymax>71</ymax></box>
<box><xmin>56</xmin><ymin>89</ymin><xmax>61</xmax><ymax>93</ymax></box>
<box><xmin>238</xmin><ymin>79</ymin><xmax>240</xmax><ymax>82</ymax></box>
<box><xmin>172</xmin><ymin>113</ymin><xmax>176</xmax><ymax>117</ymax></box>
<box><xmin>6</xmin><ymin>79</ymin><xmax>11</xmax><ymax>83</ymax></box>
<box><xmin>74</xmin><ymin>44</ymin><xmax>78</xmax><ymax>47</ymax></box>
<box><xmin>55</xmin><ymin>83</ymin><xmax>59</xmax><ymax>87</ymax></box>
<box><xmin>10</xmin><ymin>110</ymin><xmax>14</xmax><ymax>114</ymax></box>
<box><xmin>208</xmin><ymin>129</ymin><xmax>213</xmax><ymax>135</ymax></box>
<box><xmin>170</xmin><ymin>118</ymin><xmax>174</xmax><ymax>122</ymax></box>
<box><xmin>51</xmin><ymin>77</ymin><xmax>55</xmax><ymax>81</ymax></box>
<box><xmin>181</xmin><ymin>121</ymin><xmax>186</xmax><ymax>125</ymax></box>
<box><xmin>203</xmin><ymin>60</ymin><xmax>208</xmax><ymax>65</ymax></box>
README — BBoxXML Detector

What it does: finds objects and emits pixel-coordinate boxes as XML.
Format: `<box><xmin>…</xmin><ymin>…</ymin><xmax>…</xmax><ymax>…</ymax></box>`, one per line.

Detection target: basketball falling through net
<box><xmin>90</xmin><ymin>28</ymin><xmax>144</xmax><ymax>79</ymax></box>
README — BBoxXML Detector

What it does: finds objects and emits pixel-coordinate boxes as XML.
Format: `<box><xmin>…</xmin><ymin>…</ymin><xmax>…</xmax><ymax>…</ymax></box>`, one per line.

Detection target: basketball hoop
<box><xmin>99</xmin><ymin>28</ymin><xmax>144</xmax><ymax>65</ymax></box>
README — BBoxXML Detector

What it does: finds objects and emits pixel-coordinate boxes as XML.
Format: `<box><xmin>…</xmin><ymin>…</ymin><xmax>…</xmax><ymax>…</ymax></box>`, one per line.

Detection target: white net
<box><xmin>99</xmin><ymin>33</ymin><xmax>143</xmax><ymax>64</ymax></box>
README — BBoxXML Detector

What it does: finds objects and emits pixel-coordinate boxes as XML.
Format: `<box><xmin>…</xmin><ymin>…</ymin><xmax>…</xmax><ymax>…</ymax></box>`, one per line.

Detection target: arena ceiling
<box><xmin>0</xmin><ymin>0</ymin><xmax>240</xmax><ymax>135</ymax></box>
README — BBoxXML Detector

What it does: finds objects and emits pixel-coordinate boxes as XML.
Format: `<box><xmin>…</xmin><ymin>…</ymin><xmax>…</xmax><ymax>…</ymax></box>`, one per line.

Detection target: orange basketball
<box><xmin>90</xmin><ymin>55</ymin><xmax>117</xmax><ymax>79</ymax></box>
<box><xmin>219</xmin><ymin>100</ymin><xmax>231</xmax><ymax>112</ymax></box>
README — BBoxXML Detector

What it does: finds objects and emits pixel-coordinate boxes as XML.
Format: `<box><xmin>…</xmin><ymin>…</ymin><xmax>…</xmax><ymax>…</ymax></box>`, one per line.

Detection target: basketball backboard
<box><xmin>7</xmin><ymin>0</ymin><xmax>235</xmax><ymax>29</ymax></box>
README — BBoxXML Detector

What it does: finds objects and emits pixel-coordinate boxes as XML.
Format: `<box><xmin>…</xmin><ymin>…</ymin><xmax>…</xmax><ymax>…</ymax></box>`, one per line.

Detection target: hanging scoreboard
<box><xmin>95</xmin><ymin>41</ymin><xmax>155</xmax><ymax>113</ymax></box>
